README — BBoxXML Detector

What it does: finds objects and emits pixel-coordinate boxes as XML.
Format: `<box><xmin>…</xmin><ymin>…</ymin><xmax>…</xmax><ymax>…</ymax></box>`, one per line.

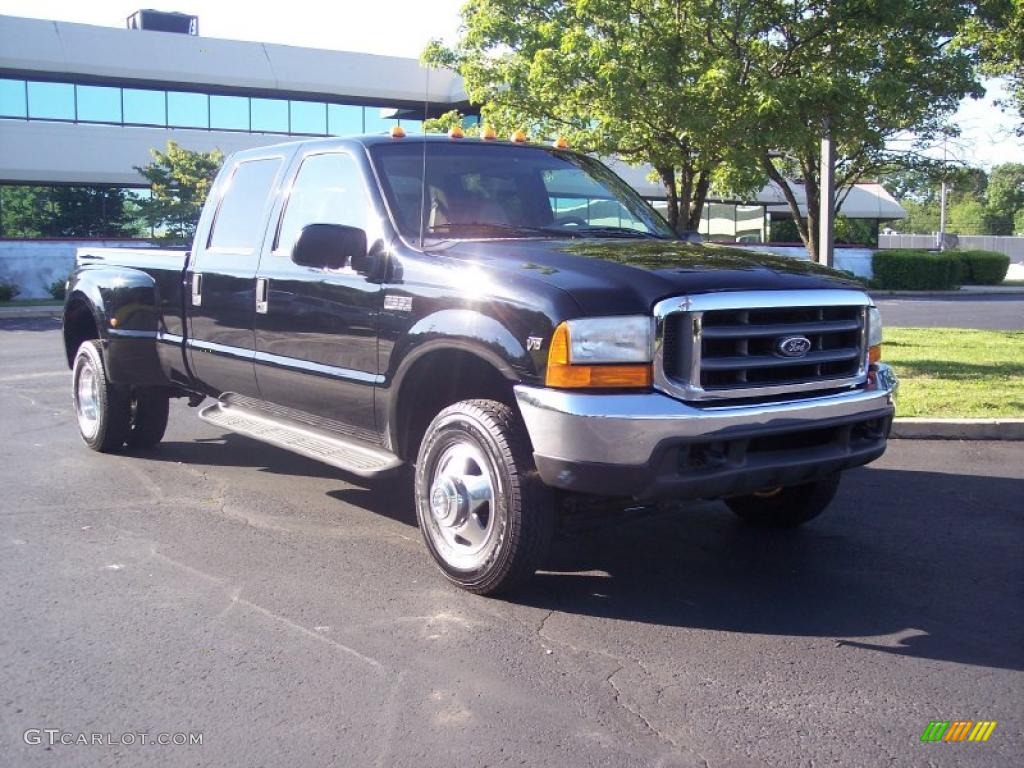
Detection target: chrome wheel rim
<box><xmin>75</xmin><ymin>361</ymin><xmax>100</xmax><ymax>439</ymax></box>
<box><xmin>425</xmin><ymin>439</ymin><xmax>498</xmax><ymax>571</ymax></box>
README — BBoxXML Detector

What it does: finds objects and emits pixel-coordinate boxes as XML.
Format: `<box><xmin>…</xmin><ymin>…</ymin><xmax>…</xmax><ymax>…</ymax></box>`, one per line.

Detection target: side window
<box><xmin>275</xmin><ymin>153</ymin><xmax>370</xmax><ymax>256</ymax></box>
<box><xmin>208</xmin><ymin>157</ymin><xmax>283</xmax><ymax>252</ymax></box>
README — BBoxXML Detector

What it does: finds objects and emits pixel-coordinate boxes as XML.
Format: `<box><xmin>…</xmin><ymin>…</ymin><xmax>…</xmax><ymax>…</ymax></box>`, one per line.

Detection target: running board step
<box><xmin>198</xmin><ymin>401</ymin><xmax>402</xmax><ymax>477</ymax></box>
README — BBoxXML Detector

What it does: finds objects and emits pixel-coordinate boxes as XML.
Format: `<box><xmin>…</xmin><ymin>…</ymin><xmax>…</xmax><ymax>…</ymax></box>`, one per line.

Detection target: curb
<box><xmin>891</xmin><ymin>418</ymin><xmax>1024</xmax><ymax>441</ymax></box>
<box><xmin>0</xmin><ymin>306</ymin><xmax>62</xmax><ymax>319</ymax></box>
<box><xmin>871</xmin><ymin>289</ymin><xmax>1024</xmax><ymax>299</ymax></box>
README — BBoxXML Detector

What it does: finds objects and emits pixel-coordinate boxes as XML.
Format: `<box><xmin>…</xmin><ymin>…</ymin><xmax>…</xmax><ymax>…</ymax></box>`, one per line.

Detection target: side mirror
<box><xmin>291</xmin><ymin>223</ymin><xmax>367</xmax><ymax>270</ymax></box>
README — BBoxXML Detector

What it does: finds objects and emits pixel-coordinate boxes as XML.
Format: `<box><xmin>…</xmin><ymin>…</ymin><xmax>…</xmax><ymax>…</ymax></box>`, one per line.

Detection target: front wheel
<box><xmin>726</xmin><ymin>473</ymin><xmax>841</xmax><ymax>528</ymax></box>
<box><xmin>414</xmin><ymin>399</ymin><xmax>553</xmax><ymax>595</ymax></box>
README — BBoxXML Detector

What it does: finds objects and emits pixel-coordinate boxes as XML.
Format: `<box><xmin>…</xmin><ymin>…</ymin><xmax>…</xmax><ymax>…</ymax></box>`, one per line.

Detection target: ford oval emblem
<box><xmin>775</xmin><ymin>335</ymin><xmax>812</xmax><ymax>358</ymax></box>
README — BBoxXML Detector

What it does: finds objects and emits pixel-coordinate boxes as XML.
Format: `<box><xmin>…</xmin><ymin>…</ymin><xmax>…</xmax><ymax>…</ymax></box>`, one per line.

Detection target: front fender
<box><xmin>383</xmin><ymin>308</ymin><xmax>537</xmax><ymax>449</ymax></box>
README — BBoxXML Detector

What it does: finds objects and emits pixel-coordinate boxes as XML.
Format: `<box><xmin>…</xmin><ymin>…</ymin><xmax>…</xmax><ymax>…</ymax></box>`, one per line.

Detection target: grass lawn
<box><xmin>883</xmin><ymin>327</ymin><xmax>1024</xmax><ymax>418</ymax></box>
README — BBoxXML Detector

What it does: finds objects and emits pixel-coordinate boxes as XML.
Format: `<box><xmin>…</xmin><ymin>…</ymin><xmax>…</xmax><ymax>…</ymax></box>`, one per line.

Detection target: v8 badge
<box><xmin>526</xmin><ymin>336</ymin><xmax>543</xmax><ymax>352</ymax></box>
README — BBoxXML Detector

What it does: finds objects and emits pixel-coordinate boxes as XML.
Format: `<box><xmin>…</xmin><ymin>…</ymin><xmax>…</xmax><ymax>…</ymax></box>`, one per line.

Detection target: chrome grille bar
<box><xmin>654</xmin><ymin>290</ymin><xmax>871</xmax><ymax>402</ymax></box>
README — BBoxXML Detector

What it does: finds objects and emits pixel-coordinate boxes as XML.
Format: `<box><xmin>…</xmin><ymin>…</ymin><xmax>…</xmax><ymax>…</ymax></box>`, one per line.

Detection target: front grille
<box><xmin>657</xmin><ymin>290</ymin><xmax>869</xmax><ymax>401</ymax></box>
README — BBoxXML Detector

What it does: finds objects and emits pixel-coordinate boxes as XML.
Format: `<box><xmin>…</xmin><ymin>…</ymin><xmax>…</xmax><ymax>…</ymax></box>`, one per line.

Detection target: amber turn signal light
<box><xmin>868</xmin><ymin>344</ymin><xmax>882</xmax><ymax>365</ymax></box>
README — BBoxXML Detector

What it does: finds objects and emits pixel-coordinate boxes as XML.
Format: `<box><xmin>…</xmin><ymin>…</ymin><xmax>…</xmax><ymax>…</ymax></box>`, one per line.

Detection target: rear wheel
<box><xmin>415</xmin><ymin>399</ymin><xmax>553</xmax><ymax>595</ymax></box>
<box><xmin>126</xmin><ymin>389</ymin><xmax>169</xmax><ymax>449</ymax></box>
<box><xmin>72</xmin><ymin>340</ymin><xmax>130</xmax><ymax>453</ymax></box>
<box><xmin>726</xmin><ymin>473</ymin><xmax>841</xmax><ymax>528</ymax></box>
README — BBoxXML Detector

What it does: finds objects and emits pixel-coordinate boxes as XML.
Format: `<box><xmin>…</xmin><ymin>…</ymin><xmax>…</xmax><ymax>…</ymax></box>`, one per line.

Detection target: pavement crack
<box><xmin>606</xmin><ymin>664</ymin><xmax>700</xmax><ymax>761</ymax></box>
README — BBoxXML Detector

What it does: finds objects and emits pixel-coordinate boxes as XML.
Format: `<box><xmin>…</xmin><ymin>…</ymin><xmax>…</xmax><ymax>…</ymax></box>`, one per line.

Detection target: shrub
<box><xmin>955</xmin><ymin>250</ymin><xmax>1010</xmax><ymax>285</ymax></box>
<box><xmin>48</xmin><ymin>278</ymin><xmax>68</xmax><ymax>301</ymax></box>
<box><xmin>871</xmin><ymin>250</ymin><xmax>962</xmax><ymax>290</ymax></box>
<box><xmin>0</xmin><ymin>281</ymin><xmax>20</xmax><ymax>302</ymax></box>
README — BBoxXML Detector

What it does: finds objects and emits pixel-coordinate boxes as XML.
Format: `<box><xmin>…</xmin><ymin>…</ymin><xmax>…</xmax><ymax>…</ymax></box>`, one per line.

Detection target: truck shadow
<box><xmin>144</xmin><ymin>432</ymin><xmax>1022</xmax><ymax>671</ymax></box>
<box><xmin>515</xmin><ymin>464</ymin><xmax>1023</xmax><ymax>672</ymax></box>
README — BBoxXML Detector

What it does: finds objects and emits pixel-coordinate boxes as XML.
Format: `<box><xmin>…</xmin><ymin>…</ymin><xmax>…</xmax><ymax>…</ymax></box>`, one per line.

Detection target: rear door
<box><xmin>252</xmin><ymin>149</ymin><xmax>382</xmax><ymax>438</ymax></box>
<box><xmin>187</xmin><ymin>153</ymin><xmax>287</xmax><ymax>397</ymax></box>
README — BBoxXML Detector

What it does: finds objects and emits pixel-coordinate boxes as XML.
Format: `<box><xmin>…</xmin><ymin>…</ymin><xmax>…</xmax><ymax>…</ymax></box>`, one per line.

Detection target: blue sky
<box><xmin>1</xmin><ymin>0</ymin><xmax>1021</xmax><ymax>169</ymax></box>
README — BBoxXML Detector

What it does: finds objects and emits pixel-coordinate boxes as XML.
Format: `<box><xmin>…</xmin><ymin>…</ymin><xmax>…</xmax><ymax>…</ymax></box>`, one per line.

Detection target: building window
<box><xmin>76</xmin><ymin>85</ymin><xmax>122</xmax><ymax>123</ymax></box>
<box><xmin>123</xmin><ymin>88</ymin><xmax>166</xmax><ymax>126</ymax></box>
<box><xmin>167</xmin><ymin>91</ymin><xmax>208</xmax><ymax>128</ymax></box>
<box><xmin>27</xmin><ymin>81</ymin><xmax>74</xmax><ymax>120</ymax></box>
<box><xmin>327</xmin><ymin>104</ymin><xmax>362</xmax><ymax>136</ymax></box>
<box><xmin>0</xmin><ymin>78</ymin><xmax>27</xmax><ymax>118</ymax></box>
<box><xmin>210</xmin><ymin>94</ymin><xmax>249</xmax><ymax>130</ymax></box>
<box><xmin>290</xmin><ymin>100</ymin><xmax>326</xmax><ymax>135</ymax></box>
<box><xmin>251</xmin><ymin>97</ymin><xmax>289</xmax><ymax>133</ymax></box>
<box><xmin>363</xmin><ymin>106</ymin><xmax>395</xmax><ymax>134</ymax></box>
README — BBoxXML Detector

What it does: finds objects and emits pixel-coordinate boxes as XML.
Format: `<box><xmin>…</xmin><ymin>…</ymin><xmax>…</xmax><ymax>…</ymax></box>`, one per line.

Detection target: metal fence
<box><xmin>879</xmin><ymin>234</ymin><xmax>1024</xmax><ymax>260</ymax></box>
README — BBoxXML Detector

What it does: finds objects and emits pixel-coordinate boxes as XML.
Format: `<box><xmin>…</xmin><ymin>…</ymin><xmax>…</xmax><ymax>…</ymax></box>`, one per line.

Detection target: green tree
<box><xmin>959</xmin><ymin>0</ymin><xmax>1024</xmax><ymax>126</ymax></box>
<box><xmin>986</xmin><ymin>162</ymin><xmax>1024</xmax><ymax>234</ymax></box>
<box><xmin>427</xmin><ymin>1</ymin><xmax>980</xmax><ymax>261</ymax></box>
<box><xmin>889</xmin><ymin>199</ymin><xmax>941</xmax><ymax>234</ymax></box>
<box><xmin>423</xmin><ymin>1</ymin><xmax>764</xmax><ymax>232</ymax></box>
<box><xmin>0</xmin><ymin>185</ymin><xmax>142</xmax><ymax>238</ymax></box>
<box><xmin>135</xmin><ymin>141</ymin><xmax>224</xmax><ymax>243</ymax></box>
<box><xmin>1014</xmin><ymin>206</ymin><xmax>1024</xmax><ymax>233</ymax></box>
<box><xmin>745</xmin><ymin>1</ymin><xmax>979</xmax><ymax>261</ymax></box>
<box><xmin>948</xmin><ymin>198</ymin><xmax>991</xmax><ymax>234</ymax></box>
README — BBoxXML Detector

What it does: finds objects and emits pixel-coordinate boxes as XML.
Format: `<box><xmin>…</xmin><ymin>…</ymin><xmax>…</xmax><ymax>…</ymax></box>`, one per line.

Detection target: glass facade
<box><xmin>0</xmin><ymin>76</ymin><xmax>429</xmax><ymax>137</ymax></box>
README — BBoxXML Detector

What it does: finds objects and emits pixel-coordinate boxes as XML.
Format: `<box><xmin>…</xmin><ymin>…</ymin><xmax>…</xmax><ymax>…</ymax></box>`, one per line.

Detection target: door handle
<box><xmin>255</xmin><ymin>277</ymin><xmax>269</xmax><ymax>315</ymax></box>
<box><xmin>191</xmin><ymin>272</ymin><xmax>202</xmax><ymax>307</ymax></box>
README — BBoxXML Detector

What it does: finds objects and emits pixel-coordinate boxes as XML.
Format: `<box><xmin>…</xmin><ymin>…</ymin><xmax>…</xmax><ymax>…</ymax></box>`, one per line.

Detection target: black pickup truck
<box><xmin>63</xmin><ymin>134</ymin><xmax>897</xmax><ymax>594</ymax></box>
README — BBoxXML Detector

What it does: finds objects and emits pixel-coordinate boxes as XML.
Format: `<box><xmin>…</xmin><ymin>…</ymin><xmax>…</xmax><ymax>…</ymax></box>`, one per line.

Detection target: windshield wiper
<box><xmin>426</xmin><ymin>222</ymin><xmax>553</xmax><ymax>237</ymax></box>
<box><xmin>544</xmin><ymin>225</ymin><xmax>665</xmax><ymax>239</ymax></box>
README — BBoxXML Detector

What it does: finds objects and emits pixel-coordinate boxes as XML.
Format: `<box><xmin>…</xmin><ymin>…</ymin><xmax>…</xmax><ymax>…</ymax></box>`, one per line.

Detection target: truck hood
<box><xmin>434</xmin><ymin>238</ymin><xmax>864</xmax><ymax>315</ymax></box>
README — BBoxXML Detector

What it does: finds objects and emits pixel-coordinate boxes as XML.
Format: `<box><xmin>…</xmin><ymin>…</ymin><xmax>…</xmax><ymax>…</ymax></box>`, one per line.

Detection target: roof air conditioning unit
<box><xmin>126</xmin><ymin>10</ymin><xmax>199</xmax><ymax>35</ymax></box>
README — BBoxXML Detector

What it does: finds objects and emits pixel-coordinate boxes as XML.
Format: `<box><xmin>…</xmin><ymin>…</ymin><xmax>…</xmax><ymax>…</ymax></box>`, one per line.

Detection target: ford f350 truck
<box><xmin>63</xmin><ymin>134</ymin><xmax>897</xmax><ymax>594</ymax></box>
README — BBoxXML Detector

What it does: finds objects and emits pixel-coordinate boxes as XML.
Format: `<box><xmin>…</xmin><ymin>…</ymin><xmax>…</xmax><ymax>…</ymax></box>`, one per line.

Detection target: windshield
<box><xmin>368</xmin><ymin>141</ymin><xmax>675</xmax><ymax>243</ymax></box>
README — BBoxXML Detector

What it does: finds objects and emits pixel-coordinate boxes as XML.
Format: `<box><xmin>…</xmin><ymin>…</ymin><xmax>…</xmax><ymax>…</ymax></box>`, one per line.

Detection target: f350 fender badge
<box><xmin>384</xmin><ymin>295</ymin><xmax>413</xmax><ymax>312</ymax></box>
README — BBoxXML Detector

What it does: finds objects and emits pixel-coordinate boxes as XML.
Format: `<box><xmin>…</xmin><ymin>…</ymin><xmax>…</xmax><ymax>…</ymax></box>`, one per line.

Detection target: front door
<box><xmin>188</xmin><ymin>153</ymin><xmax>286</xmax><ymax>398</ymax></box>
<box><xmin>253</xmin><ymin>150</ymin><xmax>381</xmax><ymax>439</ymax></box>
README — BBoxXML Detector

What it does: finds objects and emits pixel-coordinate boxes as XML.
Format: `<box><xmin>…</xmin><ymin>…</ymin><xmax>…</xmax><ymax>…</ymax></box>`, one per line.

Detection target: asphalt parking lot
<box><xmin>2</xmin><ymin>317</ymin><xmax>1022</xmax><ymax>768</ymax></box>
<box><xmin>873</xmin><ymin>293</ymin><xmax>1024</xmax><ymax>330</ymax></box>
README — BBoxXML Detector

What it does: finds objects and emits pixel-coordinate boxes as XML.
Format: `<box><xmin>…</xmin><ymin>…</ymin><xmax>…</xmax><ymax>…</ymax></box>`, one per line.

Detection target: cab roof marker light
<box><xmin>481</xmin><ymin>125</ymin><xmax>497</xmax><ymax>140</ymax></box>
<box><xmin>388</xmin><ymin>125</ymin><xmax>406</xmax><ymax>138</ymax></box>
<box><xmin>552</xmin><ymin>136</ymin><xmax>570</xmax><ymax>149</ymax></box>
<box><xmin>510</xmin><ymin>129</ymin><xmax>528</xmax><ymax>143</ymax></box>
<box><xmin>448</xmin><ymin>125</ymin><xmax>464</xmax><ymax>139</ymax></box>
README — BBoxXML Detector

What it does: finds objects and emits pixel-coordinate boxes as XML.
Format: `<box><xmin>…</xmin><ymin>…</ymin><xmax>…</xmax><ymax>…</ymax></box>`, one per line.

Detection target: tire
<box><xmin>726</xmin><ymin>473</ymin><xmax>842</xmax><ymax>528</ymax></box>
<box><xmin>414</xmin><ymin>399</ymin><xmax>553</xmax><ymax>595</ymax></box>
<box><xmin>72</xmin><ymin>340</ymin><xmax>130</xmax><ymax>453</ymax></box>
<box><xmin>126</xmin><ymin>389</ymin><xmax>169</xmax><ymax>449</ymax></box>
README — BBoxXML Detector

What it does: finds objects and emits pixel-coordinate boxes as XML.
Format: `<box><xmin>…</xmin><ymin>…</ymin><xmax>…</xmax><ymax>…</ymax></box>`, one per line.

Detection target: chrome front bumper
<box><xmin>514</xmin><ymin>364</ymin><xmax>898</xmax><ymax>499</ymax></box>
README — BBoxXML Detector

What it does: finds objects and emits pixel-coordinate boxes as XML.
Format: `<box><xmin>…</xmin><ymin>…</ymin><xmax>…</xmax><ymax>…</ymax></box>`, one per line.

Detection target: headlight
<box><xmin>546</xmin><ymin>316</ymin><xmax>654</xmax><ymax>388</ymax></box>
<box><xmin>867</xmin><ymin>306</ymin><xmax>883</xmax><ymax>363</ymax></box>
<box><xmin>564</xmin><ymin>316</ymin><xmax>654</xmax><ymax>363</ymax></box>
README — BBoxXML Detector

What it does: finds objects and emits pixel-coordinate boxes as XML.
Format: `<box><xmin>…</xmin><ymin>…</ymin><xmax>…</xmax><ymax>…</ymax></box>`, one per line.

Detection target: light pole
<box><xmin>819</xmin><ymin>117</ymin><xmax>836</xmax><ymax>268</ymax></box>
